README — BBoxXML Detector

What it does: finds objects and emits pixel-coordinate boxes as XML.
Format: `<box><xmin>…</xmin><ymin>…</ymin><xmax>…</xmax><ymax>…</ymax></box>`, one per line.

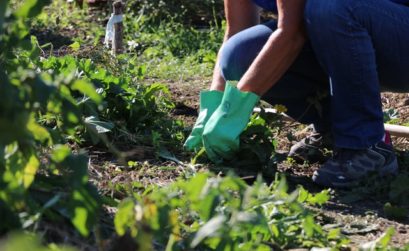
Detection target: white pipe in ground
<box><xmin>255</xmin><ymin>108</ymin><xmax>409</xmax><ymax>138</ymax></box>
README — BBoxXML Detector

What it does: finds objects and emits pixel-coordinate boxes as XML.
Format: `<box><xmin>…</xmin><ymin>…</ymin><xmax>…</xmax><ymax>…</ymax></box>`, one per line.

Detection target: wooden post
<box><xmin>112</xmin><ymin>1</ymin><xmax>124</xmax><ymax>55</ymax></box>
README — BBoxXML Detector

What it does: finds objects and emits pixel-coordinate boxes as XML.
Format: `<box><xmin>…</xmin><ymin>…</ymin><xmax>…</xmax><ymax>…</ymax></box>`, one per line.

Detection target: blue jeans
<box><xmin>219</xmin><ymin>0</ymin><xmax>409</xmax><ymax>149</ymax></box>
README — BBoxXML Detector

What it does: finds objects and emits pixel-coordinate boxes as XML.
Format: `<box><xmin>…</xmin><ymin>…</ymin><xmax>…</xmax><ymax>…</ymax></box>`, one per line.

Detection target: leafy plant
<box><xmin>36</xmin><ymin>54</ymin><xmax>183</xmax><ymax>148</ymax></box>
<box><xmin>0</xmin><ymin>0</ymin><xmax>101</xmax><ymax>236</ymax></box>
<box><xmin>0</xmin><ymin>232</ymin><xmax>76</xmax><ymax>251</ymax></box>
<box><xmin>383</xmin><ymin>108</ymin><xmax>400</xmax><ymax>125</ymax></box>
<box><xmin>1</xmin><ymin>0</ymin><xmax>188</xmax><ymax>239</ymax></box>
<box><xmin>114</xmin><ymin>173</ymin><xmax>349</xmax><ymax>250</ymax></box>
<box><xmin>126</xmin><ymin>0</ymin><xmax>224</xmax><ymax>26</ymax></box>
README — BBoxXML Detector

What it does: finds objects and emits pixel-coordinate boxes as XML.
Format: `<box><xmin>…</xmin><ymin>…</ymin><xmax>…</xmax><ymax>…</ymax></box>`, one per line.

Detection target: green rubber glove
<box><xmin>202</xmin><ymin>83</ymin><xmax>260</xmax><ymax>163</ymax></box>
<box><xmin>184</xmin><ymin>90</ymin><xmax>223</xmax><ymax>151</ymax></box>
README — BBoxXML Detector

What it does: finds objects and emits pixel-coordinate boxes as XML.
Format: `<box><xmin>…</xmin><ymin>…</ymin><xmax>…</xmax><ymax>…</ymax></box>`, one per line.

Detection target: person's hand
<box><xmin>184</xmin><ymin>90</ymin><xmax>223</xmax><ymax>151</ymax></box>
<box><xmin>202</xmin><ymin>83</ymin><xmax>260</xmax><ymax>163</ymax></box>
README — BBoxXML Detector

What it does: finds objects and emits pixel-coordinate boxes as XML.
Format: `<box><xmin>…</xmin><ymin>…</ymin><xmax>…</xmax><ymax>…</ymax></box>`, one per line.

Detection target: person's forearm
<box><xmin>238</xmin><ymin>0</ymin><xmax>306</xmax><ymax>96</ymax></box>
<box><xmin>237</xmin><ymin>29</ymin><xmax>305</xmax><ymax>96</ymax></box>
<box><xmin>210</xmin><ymin>58</ymin><xmax>226</xmax><ymax>91</ymax></box>
<box><xmin>209</xmin><ymin>0</ymin><xmax>260</xmax><ymax>92</ymax></box>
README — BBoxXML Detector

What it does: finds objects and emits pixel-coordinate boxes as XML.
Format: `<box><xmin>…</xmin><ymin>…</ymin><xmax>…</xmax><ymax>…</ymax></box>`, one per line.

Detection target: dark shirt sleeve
<box><xmin>252</xmin><ymin>0</ymin><xmax>277</xmax><ymax>12</ymax></box>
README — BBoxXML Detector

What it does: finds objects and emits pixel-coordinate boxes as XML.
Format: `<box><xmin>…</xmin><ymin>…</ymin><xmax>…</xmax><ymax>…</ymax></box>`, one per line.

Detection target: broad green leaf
<box><xmin>63</xmin><ymin>155</ymin><xmax>89</xmax><ymax>186</ymax></box>
<box><xmin>72</xmin><ymin>79</ymin><xmax>101</xmax><ymax>103</ymax></box>
<box><xmin>114</xmin><ymin>199</ymin><xmax>136</xmax><ymax>236</ymax></box>
<box><xmin>12</xmin><ymin>20</ymin><xmax>29</xmax><ymax>39</ymax></box>
<box><xmin>67</xmin><ymin>111</ymin><xmax>79</xmax><ymax>124</ymax></box>
<box><xmin>29</xmin><ymin>75</ymin><xmax>54</xmax><ymax>107</ymax></box>
<box><xmin>307</xmin><ymin>190</ymin><xmax>330</xmax><ymax>206</ymax></box>
<box><xmin>297</xmin><ymin>186</ymin><xmax>309</xmax><ymax>203</ymax></box>
<box><xmin>23</xmin><ymin>155</ymin><xmax>39</xmax><ymax>188</ymax></box>
<box><xmin>69</xmin><ymin>42</ymin><xmax>81</xmax><ymax>52</ymax></box>
<box><xmin>1</xmin><ymin>232</ymin><xmax>77</xmax><ymax>251</ymax></box>
<box><xmin>27</xmin><ymin>117</ymin><xmax>51</xmax><ymax>143</ymax></box>
<box><xmin>15</xmin><ymin>0</ymin><xmax>51</xmax><ymax>18</ymax></box>
<box><xmin>186</xmin><ymin>173</ymin><xmax>209</xmax><ymax>200</ymax></box>
<box><xmin>145</xmin><ymin>83</ymin><xmax>170</xmax><ymax>100</ymax></box>
<box><xmin>158</xmin><ymin>148</ymin><xmax>183</xmax><ymax>165</ymax></box>
<box><xmin>302</xmin><ymin>215</ymin><xmax>315</xmax><ymax>237</ymax></box>
<box><xmin>198</xmin><ymin>189</ymin><xmax>219</xmax><ymax>221</ymax></box>
<box><xmin>327</xmin><ymin>228</ymin><xmax>341</xmax><ymax>240</ymax></box>
<box><xmin>84</xmin><ymin>116</ymin><xmax>114</xmax><ymax>134</ymax></box>
<box><xmin>70</xmin><ymin>187</ymin><xmax>100</xmax><ymax>237</ymax></box>
<box><xmin>191</xmin><ymin>215</ymin><xmax>226</xmax><ymax>248</ymax></box>
<box><xmin>51</xmin><ymin>145</ymin><xmax>71</xmax><ymax>163</ymax></box>
<box><xmin>297</xmin><ymin>187</ymin><xmax>330</xmax><ymax>206</ymax></box>
<box><xmin>72</xmin><ymin>206</ymin><xmax>89</xmax><ymax>237</ymax></box>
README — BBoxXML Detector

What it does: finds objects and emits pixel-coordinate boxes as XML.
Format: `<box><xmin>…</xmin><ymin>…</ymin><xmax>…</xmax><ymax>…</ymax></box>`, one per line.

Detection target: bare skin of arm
<box><xmin>211</xmin><ymin>0</ymin><xmax>307</xmax><ymax>96</ymax></box>
<box><xmin>210</xmin><ymin>0</ymin><xmax>260</xmax><ymax>91</ymax></box>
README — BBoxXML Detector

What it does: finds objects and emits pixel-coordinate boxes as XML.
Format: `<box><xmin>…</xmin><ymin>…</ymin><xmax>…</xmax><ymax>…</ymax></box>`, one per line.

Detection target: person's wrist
<box><xmin>236</xmin><ymin>82</ymin><xmax>262</xmax><ymax>96</ymax></box>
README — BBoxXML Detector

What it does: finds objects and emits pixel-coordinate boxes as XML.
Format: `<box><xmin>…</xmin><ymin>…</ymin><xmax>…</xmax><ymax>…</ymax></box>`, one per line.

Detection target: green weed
<box><xmin>114</xmin><ymin>173</ymin><xmax>349</xmax><ymax>250</ymax></box>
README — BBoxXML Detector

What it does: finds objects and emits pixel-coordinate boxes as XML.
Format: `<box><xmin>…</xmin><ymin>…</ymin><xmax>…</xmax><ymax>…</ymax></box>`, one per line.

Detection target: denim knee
<box><xmin>218</xmin><ymin>38</ymin><xmax>249</xmax><ymax>81</ymax></box>
<box><xmin>219</xmin><ymin>21</ymin><xmax>276</xmax><ymax>81</ymax></box>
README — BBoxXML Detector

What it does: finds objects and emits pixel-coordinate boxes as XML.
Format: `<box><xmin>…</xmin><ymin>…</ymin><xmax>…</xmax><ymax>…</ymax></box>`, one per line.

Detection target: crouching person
<box><xmin>185</xmin><ymin>0</ymin><xmax>409</xmax><ymax>188</ymax></box>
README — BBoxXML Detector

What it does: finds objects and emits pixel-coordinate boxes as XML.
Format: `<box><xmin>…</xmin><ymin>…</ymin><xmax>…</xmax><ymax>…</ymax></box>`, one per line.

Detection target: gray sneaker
<box><xmin>312</xmin><ymin>141</ymin><xmax>398</xmax><ymax>188</ymax></box>
<box><xmin>288</xmin><ymin>132</ymin><xmax>333</xmax><ymax>163</ymax></box>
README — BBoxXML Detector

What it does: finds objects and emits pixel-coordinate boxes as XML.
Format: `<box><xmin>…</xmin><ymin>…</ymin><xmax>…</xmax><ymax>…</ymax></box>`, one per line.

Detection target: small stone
<box><xmin>398</xmin><ymin>227</ymin><xmax>408</xmax><ymax>234</ymax></box>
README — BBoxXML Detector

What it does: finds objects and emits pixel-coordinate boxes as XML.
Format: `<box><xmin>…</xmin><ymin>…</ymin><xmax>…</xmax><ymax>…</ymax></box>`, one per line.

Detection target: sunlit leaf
<box><xmin>15</xmin><ymin>0</ymin><xmax>51</xmax><ymax>18</ymax></box>
<box><xmin>69</xmin><ymin>187</ymin><xmax>100</xmax><ymax>237</ymax></box>
<box><xmin>191</xmin><ymin>215</ymin><xmax>226</xmax><ymax>248</ymax></box>
<box><xmin>72</xmin><ymin>79</ymin><xmax>101</xmax><ymax>103</ymax></box>
<box><xmin>51</xmin><ymin>145</ymin><xmax>71</xmax><ymax>163</ymax></box>
<box><xmin>27</xmin><ymin>117</ymin><xmax>51</xmax><ymax>143</ymax></box>
<box><xmin>23</xmin><ymin>155</ymin><xmax>39</xmax><ymax>188</ymax></box>
<box><xmin>69</xmin><ymin>41</ymin><xmax>81</xmax><ymax>52</ymax></box>
<box><xmin>307</xmin><ymin>190</ymin><xmax>330</xmax><ymax>206</ymax></box>
<box><xmin>1</xmin><ymin>232</ymin><xmax>77</xmax><ymax>251</ymax></box>
<box><xmin>198</xmin><ymin>189</ymin><xmax>219</xmax><ymax>221</ymax></box>
<box><xmin>186</xmin><ymin>173</ymin><xmax>209</xmax><ymax>200</ymax></box>
<box><xmin>114</xmin><ymin>199</ymin><xmax>136</xmax><ymax>236</ymax></box>
<box><xmin>302</xmin><ymin>215</ymin><xmax>315</xmax><ymax>237</ymax></box>
<box><xmin>72</xmin><ymin>206</ymin><xmax>88</xmax><ymax>236</ymax></box>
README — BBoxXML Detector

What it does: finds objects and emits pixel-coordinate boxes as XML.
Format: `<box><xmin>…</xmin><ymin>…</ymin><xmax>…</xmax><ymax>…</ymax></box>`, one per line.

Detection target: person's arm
<box><xmin>210</xmin><ymin>0</ymin><xmax>260</xmax><ymax>91</ymax></box>
<box><xmin>237</xmin><ymin>0</ymin><xmax>307</xmax><ymax>95</ymax></box>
